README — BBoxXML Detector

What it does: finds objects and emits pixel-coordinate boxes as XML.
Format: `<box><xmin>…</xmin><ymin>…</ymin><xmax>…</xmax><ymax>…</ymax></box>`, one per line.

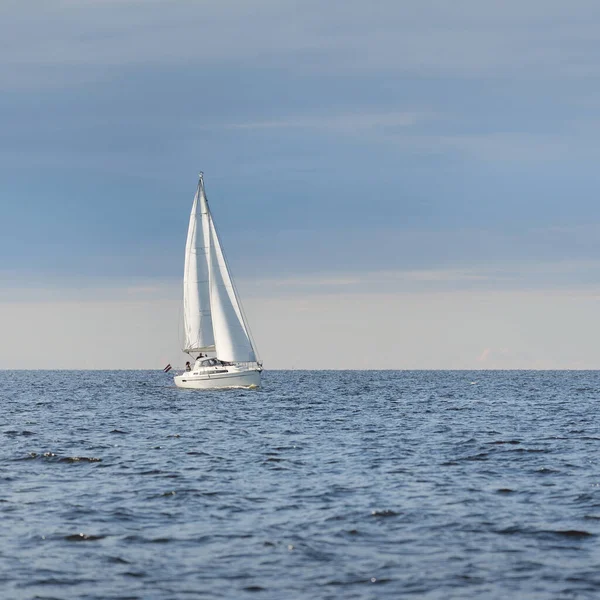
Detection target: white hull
<box><xmin>174</xmin><ymin>369</ymin><xmax>261</xmax><ymax>389</ymax></box>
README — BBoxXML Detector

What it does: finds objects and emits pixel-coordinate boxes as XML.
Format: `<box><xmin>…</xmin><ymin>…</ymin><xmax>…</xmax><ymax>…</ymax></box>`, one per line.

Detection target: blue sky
<box><xmin>2</xmin><ymin>0</ymin><xmax>600</xmax><ymax>368</ymax></box>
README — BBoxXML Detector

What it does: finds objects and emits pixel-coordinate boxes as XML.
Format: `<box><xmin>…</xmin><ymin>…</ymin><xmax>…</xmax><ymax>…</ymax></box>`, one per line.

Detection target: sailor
<box><xmin>185</xmin><ymin>361</ymin><xmax>191</xmax><ymax>371</ymax></box>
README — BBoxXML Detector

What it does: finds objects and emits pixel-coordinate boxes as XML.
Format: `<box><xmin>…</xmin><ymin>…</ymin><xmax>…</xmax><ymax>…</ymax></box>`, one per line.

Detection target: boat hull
<box><xmin>174</xmin><ymin>369</ymin><xmax>261</xmax><ymax>389</ymax></box>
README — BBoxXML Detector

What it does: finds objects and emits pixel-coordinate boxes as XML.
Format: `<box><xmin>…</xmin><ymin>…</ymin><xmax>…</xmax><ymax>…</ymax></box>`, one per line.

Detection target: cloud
<box><xmin>222</xmin><ymin>112</ymin><xmax>422</xmax><ymax>133</ymax></box>
<box><xmin>271</xmin><ymin>276</ymin><xmax>361</xmax><ymax>287</ymax></box>
<box><xmin>214</xmin><ymin>259</ymin><xmax>600</xmax><ymax>301</ymax></box>
<box><xmin>246</xmin><ymin>268</ymin><xmax>491</xmax><ymax>295</ymax></box>
<box><xmin>384</xmin><ymin>132</ymin><xmax>580</xmax><ymax>162</ymax></box>
<box><xmin>2</xmin><ymin>283</ymin><xmax>600</xmax><ymax>369</ymax></box>
<box><xmin>3</xmin><ymin>0</ymin><xmax>600</xmax><ymax>90</ymax></box>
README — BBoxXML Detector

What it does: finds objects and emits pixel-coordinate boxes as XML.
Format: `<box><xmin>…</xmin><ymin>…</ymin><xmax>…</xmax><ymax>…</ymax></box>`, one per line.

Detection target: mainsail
<box><xmin>182</xmin><ymin>176</ymin><xmax>214</xmax><ymax>352</ymax></box>
<box><xmin>182</xmin><ymin>174</ymin><xmax>257</xmax><ymax>362</ymax></box>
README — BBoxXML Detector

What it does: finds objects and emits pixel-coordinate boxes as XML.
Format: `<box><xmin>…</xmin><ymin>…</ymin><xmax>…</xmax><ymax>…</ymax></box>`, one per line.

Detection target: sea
<box><xmin>1</xmin><ymin>370</ymin><xmax>600</xmax><ymax>599</ymax></box>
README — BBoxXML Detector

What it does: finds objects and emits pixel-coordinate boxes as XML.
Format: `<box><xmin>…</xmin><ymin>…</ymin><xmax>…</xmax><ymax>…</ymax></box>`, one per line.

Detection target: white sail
<box><xmin>207</xmin><ymin>210</ymin><xmax>257</xmax><ymax>363</ymax></box>
<box><xmin>174</xmin><ymin>172</ymin><xmax>261</xmax><ymax>389</ymax></box>
<box><xmin>182</xmin><ymin>176</ymin><xmax>215</xmax><ymax>352</ymax></box>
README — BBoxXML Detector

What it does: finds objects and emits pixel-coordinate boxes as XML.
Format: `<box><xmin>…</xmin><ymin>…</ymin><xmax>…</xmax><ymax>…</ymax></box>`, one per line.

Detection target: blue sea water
<box><xmin>1</xmin><ymin>370</ymin><xmax>600</xmax><ymax>599</ymax></box>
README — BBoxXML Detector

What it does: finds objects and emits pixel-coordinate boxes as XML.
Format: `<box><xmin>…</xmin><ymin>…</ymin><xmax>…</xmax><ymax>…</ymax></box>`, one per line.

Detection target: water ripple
<box><xmin>1</xmin><ymin>369</ymin><xmax>600</xmax><ymax>599</ymax></box>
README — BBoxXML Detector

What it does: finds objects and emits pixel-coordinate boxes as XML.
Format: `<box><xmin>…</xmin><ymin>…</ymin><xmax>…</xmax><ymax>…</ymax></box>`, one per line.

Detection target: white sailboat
<box><xmin>174</xmin><ymin>173</ymin><xmax>262</xmax><ymax>389</ymax></box>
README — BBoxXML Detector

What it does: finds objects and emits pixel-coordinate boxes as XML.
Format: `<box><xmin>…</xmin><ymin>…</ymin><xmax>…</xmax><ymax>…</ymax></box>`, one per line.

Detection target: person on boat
<box><xmin>185</xmin><ymin>361</ymin><xmax>191</xmax><ymax>371</ymax></box>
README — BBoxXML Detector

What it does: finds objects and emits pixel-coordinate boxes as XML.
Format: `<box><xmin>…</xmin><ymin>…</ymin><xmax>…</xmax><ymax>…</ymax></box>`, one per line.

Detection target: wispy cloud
<box><xmin>3</xmin><ymin>0</ymin><xmax>600</xmax><ymax>90</ymax></box>
<box><xmin>223</xmin><ymin>112</ymin><xmax>423</xmax><ymax>132</ymax></box>
<box><xmin>240</xmin><ymin>259</ymin><xmax>600</xmax><ymax>296</ymax></box>
<box><xmin>6</xmin><ymin>258</ymin><xmax>600</xmax><ymax>307</ymax></box>
<box><xmin>399</xmin><ymin>132</ymin><xmax>579</xmax><ymax>162</ymax></box>
<box><xmin>272</xmin><ymin>276</ymin><xmax>361</xmax><ymax>287</ymax></box>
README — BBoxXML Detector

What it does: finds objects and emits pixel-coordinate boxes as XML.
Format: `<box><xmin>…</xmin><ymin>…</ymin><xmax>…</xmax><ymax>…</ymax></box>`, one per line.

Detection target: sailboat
<box><xmin>173</xmin><ymin>173</ymin><xmax>262</xmax><ymax>389</ymax></box>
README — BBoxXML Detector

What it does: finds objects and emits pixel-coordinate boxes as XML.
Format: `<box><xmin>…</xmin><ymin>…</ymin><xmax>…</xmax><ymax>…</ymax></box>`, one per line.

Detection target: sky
<box><xmin>2</xmin><ymin>0</ymin><xmax>600</xmax><ymax>369</ymax></box>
